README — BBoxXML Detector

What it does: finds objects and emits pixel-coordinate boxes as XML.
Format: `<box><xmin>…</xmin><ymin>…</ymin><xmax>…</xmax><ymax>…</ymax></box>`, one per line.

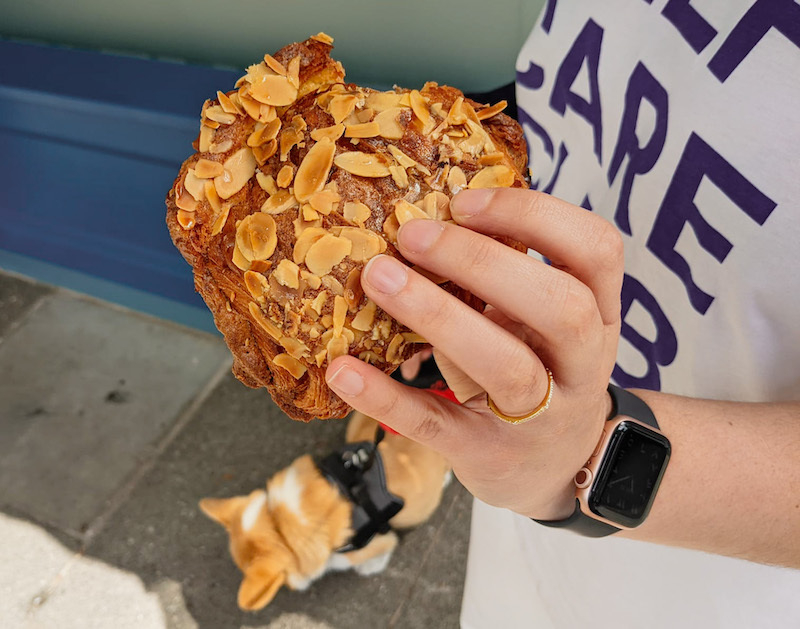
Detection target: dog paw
<box><xmin>355</xmin><ymin>550</ymin><xmax>394</xmax><ymax>576</ymax></box>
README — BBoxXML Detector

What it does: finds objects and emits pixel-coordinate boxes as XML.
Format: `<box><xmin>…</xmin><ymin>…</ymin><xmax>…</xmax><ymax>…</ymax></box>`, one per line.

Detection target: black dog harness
<box><xmin>316</xmin><ymin>428</ymin><xmax>405</xmax><ymax>552</ymax></box>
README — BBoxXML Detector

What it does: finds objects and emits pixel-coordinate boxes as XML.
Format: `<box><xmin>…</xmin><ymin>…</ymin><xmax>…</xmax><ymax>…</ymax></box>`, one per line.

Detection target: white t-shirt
<box><xmin>461</xmin><ymin>1</ymin><xmax>800</xmax><ymax>627</ymax></box>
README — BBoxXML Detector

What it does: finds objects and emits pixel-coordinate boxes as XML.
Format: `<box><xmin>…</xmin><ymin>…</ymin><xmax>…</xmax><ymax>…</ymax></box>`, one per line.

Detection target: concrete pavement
<box><xmin>0</xmin><ymin>270</ymin><xmax>471</xmax><ymax>628</ymax></box>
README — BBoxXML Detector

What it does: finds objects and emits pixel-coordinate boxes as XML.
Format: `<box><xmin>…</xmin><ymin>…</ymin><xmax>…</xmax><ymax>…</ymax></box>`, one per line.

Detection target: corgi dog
<box><xmin>199</xmin><ymin>411</ymin><xmax>452</xmax><ymax>611</ymax></box>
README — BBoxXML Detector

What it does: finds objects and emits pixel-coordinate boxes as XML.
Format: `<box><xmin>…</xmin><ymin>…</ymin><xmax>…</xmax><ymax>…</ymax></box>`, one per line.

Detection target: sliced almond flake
<box><xmin>238</xmin><ymin>91</ymin><xmax>262</xmax><ymax>120</ymax></box>
<box><xmin>311</xmin><ymin>290</ymin><xmax>328</xmax><ymax>315</ymax></box>
<box><xmin>248</xmin><ymin>301</ymin><xmax>282</xmax><ymax>340</ymax></box>
<box><xmin>202</xmin><ymin>118</ymin><xmax>220</xmax><ymax>130</ymax></box>
<box><xmin>194</xmin><ymin>159</ymin><xmax>224</xmax><ymax>179</ymax></box>
<box><xmin>334</xmin><ymin>152</ymin><xmax>392</xmax><ymax>178</ymax></box>
<box><xmin>468</xmin><ymin>165</ymin><xmax>515</xmax><ymax>189</ymax></box>
<box><xmin>273</xmin><ymin>353</ymin><xmax>307</xmax><ymax>379</ymax></box>
<box><xmin>175</xmin><ymin>182</ymin><xmax>198</xmax><ymax>212</ymax></box>
<box><xmin>465</xmin><ymin>119</ymin><xmax>496</xmax><ymax>153</ymax></box>
<box><xmin>249</xmin><ymin>73</ymin><xmax>298</xmax><ymax>107</ymax></box>
<box><xmin>479</xmin><ymin>152</ymin><xmax>505</xmax><ymax>166</ymax></box>
<box><xmin>320</xmin><ymin>274</ymin><xmax>344</xmax><ymax>296</ymax></box>
<box><xmin>247</xmin><ymin>119</ymin><xmax>282</xmax><ymax>147</ymax></box>
<box><xmin>366</xmin><ymin>91</ymin><xmax>405</xmax><ymax>112</ymax></box>
<box><xmin>217</xmin><ymin>91</ymin><xmax>242</xmax><ymax>115</ymax></box>
<box><xmin>425</xmin><ymin>164</ymin><xmax>450</xmax><ymax>191</ymax></box>
<box><xmin>310</xmin><ymin>124</ymin><xmax>345</xmax><ymax>142</ymax></box>
<box><xmin>250</xmin><ymin>259</ymin><xmax>273</xmax><ymax>274</ymax></box>
<box><xmin>328</xmin><ymin>94</ymin><xmax>359</xmax><ymax>125</ymax></box>
<box><xmin>374</xmin><ymin>107</ymin><xmax>405</xmax><ymax>140</ymax></box>
<box><xmin>259</xmin><ymin>104</ymin><xmax>277</xmax><ymax>123</ymax></box>
<box><xmin>447</xmin><ymin>166</ymin><xmax>467</xmax><ymax>194</ymax></box>
<box><xmin>261</xmin><ymin>189</ymin><xmax>298</xmax><ymax>214</ymax></box>
<box><xmin>459</xmin><ymin>130</ymin><xmax>485</xmax><ymax>157</ymax></box>
<box><xmin>315</xmin><ymin>349</ymin><xmax>328</xmax><ymax>368</ymax></box>
<box><xmin>423</xmin><ymin>191</ymin><xmax>451</xmax><ymax>220</ymax></box>
<box><xmin>343</xmin><ymin>201</ymin><xmax>371</xmax><ymax>226</ymax></box>
<box><xmin>210</xmin><ymin>203</ymin><xmax>231</xmax><ymax>236</ymax></box>
<box><xmin>389</xmin><ymin>164</ymin><xmax>409</xmax><ymax>188</ymax></box>
<box><xmin>198</xmin><ymin>125</ymin><xmax>213</xmax><ymax>152</ymax></box>
<box><xmin>205</xmin><ymin>106</ymin><xmax>236</xmax><ymax>125</ymax></box>
<box><xmin>345</xmin><ymin>122</ymin><xmax>380</xmax><ymax>138</ymax></box>
<box><xmin>263</xmin><ymin>54</ymin><xmax>287</xmax><ymax>76</ymax></box>
<box><xmin>294</xmin><ymin>137</ymin><xmax>336</xmax><ymax>202</ymax></box>
<box><xmin>409</xmin><ymin>90</ymin><xmax>434</xmax><ymax>133</ymax></box>
<box><xmin>209</xmin><ymin>138</ymin><xmax>234</xmax><ymax>154</ymax></box>
<box><xmin>256</xmin><ymin>172</ymin><xmax>278</xmax><ymax>195</ymax></box>
<box><xmin>333</xmin><ymin>295</ymin><xmax>348</xmax><ymax>337</ymax></box>
<box><xmin>476</xmin><ymin>100</ymin><xmax>508</xmax><ymax>120</ymax></box>
<box><xmin>279</xmin><ymin>128</ymin><xmax>304</xmax><ymax>161</ymax></box>
<box><xmin>232</xmin><ymin>242</ymin><xmax>251</xmax><ymax>271</ymax></box>
<box><xmin>273</xmin><ymin>259</ymin><xmax>300</xmax><ymax>289</ymax></box>
<box><xmin>177</xmin><ymin>209</ymin><xmax>196</xmax><ymax>230</ymax></box>
<box><xmin>236</xmin><ymin>213</ymin><xmax>277</xmax><ymax>261</ymax></box>
<box><xmin>276</xmin><ymin>164</ymin><xmax>294</xmax><ymax>188</ymax></box>
<box><xmin>326</xmin><ymin>335</ymin><xmax>349</xmax><ymax>363</ymax></box>
<box><xmin>252</xmin><ymin>139</ymin><xmax>278</xmax><ymax>165</ymax></box>
<box><xmin>279</xmin><ymin>337</ymin><xmax>310</xmax><ymax>360</ymax></box>
<box><xmin>287</xmin><ymin>56</ymin><xmax>301</xmax><ymax>90</ymax></box>
<box><xmin>382</xmin><ymin>212</ymin><xmax>400</xmax><ymax>244</ymax></box>
<box><xmin>311</xmin><ymin>32</ymin><xmax>334</xmax><ymax>44</ymax></box>
<box><xmin>386</xmin><ymin>333</ymin><xmax>404</xmax><ymax>363</ymax></box>
<box><xmin>204</xmin><ymin>180</ymin><xmax>222</xmax><ymax>213</ymax></box>
<box><xmin>355</xmin><ymin>108</ymin><xmax>375</xmax><ymax>123</ymax></box>
<box><xmin>395</xmin><ymin>199</ymin><xmax>430</xmax><ymax>225</ymax></box>
<box><xmin>300</xmin><ymin>270</ymin><xmax>322</xmax><ymax>290</ymax></box>
<box><xmin>387</xmin><ymin>144</ymin><xmax>416</xmax><ymax>169</ymax></box>
<box><xmin>244</xmin><ymin>270</ymin><xmax>269</xmax><ymax>299</ymax></box>
<box><xmin>338</xmin><ymin>226</ymin><xmax>383</xmax><ymax>262</ymax></box>
<box><xmin>344</xmin><ymin>268</ymin><xmax>364</xmax><ymax>310</ymax></box>
<box><xmin>305</xmin><ymin>234</ymin><xmax>352</xmax><ymax>276</ymax></box>
<box><xmin>303</xmin><ymin>205</ymin><xmax>320</xmax><ymax>221</ymax></box>
<box><xmin>308</xmin><ymin>189</ymin><xmax>340</xmax><ymax>215</ymax></box>
<box><xmin>291</xmin><ymin>115</ymin><xmax>308</xmax><ymax>133</ymax></box>
<box><xmin>447</xmin><ymin>97</ymin><xmax>468</xmax><ymax>125</ymax></box>
<box><xmin>461</xmin><ymin>101</ymin><xmax>481</xmax><ymax>124</ymax></box>
<box><xmin>214</xmin><ymin>148</ymin><xmax>257</xmax><ymax>199</ymax></box>
<box><xmin>430</xmin><ymin>102</ymin><xmax>446</xmax><ymax>118</ymax></box>
<box><xmin>293</xmin><ymin>214</ymin><xmax>323</xmax><ymax>238</ymax></box>
<box><xmin>184</xmin><ymin>168</ymin><xmax>205</xmax><ymax>201</ymax></box>
<box><xmin>293</xmin><ymin>227</ymin><xmax>327</xmax><ymax>265</ymax></box>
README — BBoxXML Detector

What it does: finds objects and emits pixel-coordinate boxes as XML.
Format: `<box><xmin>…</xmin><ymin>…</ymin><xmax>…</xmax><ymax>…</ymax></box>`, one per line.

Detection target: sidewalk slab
<box><xmin>0</xmin><ymin>291</ymin><xmax>229</xmax><ymax>536</ymax></box>
<box><xmin>0</xmin><ymin>271</ymin><xmax>52</xmax><ymax>338</ymax></box>
<box><xmin>84</xmin><ymin>373</ymin><xmax>470</xmax><ymax>629</ymax></box>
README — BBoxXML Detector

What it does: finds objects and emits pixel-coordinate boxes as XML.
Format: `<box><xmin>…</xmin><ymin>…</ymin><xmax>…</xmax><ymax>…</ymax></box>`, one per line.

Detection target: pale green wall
<box><xmin>1</xmin><ymin>0</ymin><xmax>545</xmax><ymax>92</ymax></box>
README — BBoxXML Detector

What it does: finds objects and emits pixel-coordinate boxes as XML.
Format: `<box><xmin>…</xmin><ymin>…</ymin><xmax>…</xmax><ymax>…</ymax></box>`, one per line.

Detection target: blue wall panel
<box><xmin>0</xmin><ymin>40</ymin><xmax>241</xmax><ymax>328</ymax></box>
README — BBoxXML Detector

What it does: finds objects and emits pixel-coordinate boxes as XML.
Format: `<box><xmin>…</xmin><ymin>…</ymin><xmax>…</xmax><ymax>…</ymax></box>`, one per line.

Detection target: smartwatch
<box><xmin>533</xmin><ymin>385</ymin><xmax>671</xmax><ymax>537</ymax></box>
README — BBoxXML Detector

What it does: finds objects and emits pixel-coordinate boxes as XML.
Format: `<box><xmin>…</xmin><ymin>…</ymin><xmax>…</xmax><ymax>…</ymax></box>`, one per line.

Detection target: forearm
<box><xmin>621</xmin><ymin>390</ymin><xmax>800</xmax><ymax>568</ymax></box>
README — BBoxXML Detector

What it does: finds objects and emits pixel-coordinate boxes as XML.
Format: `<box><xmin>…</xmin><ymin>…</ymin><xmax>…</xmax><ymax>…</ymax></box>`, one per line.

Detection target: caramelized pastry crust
<box><xmin>166</xmin><ymin>34</ymin><xmax>529</xmax><ymax>421</ymax></box>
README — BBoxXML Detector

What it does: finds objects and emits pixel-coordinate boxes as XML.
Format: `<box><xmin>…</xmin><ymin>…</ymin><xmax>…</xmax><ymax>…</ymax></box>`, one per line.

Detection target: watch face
<box><xmin>589</xmin><ymin>421</ymin><xmax>671</xmax><ymax>528</ymax></box>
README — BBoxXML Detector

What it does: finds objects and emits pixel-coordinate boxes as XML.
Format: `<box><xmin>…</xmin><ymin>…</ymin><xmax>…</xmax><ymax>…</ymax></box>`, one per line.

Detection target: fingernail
<box><xmin>363</xmin><ymin>255</ymin><xmax>408</xmax><ymax>295</ymax></box>
<box><xmin>398</xmin><ymin>219</ymin><xmax>444</xmax><ymax>254</ymax></box>
<box><xmin>327</xmin><ymin>364</ymin><xmax>364</xmax><ymax>397</ymax></box>
<box><xmin>451</xmin><ymin>188</ymin><xmax>493</xmax><ymax>218</ymax></box>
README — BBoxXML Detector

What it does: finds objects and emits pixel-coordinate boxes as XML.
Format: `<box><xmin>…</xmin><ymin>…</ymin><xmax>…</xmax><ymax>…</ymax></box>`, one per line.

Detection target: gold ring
<box><xmin>487</xmin><ymin>368</ymin><xmax>554</xmax><ymax>425</ymax></box>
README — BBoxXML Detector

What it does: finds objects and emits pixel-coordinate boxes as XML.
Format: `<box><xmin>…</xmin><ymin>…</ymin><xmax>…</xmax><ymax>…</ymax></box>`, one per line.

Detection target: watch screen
<box><xmin>590</xmin><ymin>421</ymin><xmax>670</xmax><ymax>527</ymax></box>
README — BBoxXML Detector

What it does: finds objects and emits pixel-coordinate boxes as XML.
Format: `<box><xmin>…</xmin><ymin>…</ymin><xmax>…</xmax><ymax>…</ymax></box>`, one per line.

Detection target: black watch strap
<box><xmin>608</xmin><ymin>384</ymin><xmax>659</xmax><ymax>429</ymax></box>
<box><xmin>531</xmin><ymin>385</ymin><xmax>657</xmax><ymax>536</ymax></box>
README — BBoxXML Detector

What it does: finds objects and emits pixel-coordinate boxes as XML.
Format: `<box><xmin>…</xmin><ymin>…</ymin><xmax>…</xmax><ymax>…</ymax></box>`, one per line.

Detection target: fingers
<box><xmin>395</xmin><ymin>219</ymin><xmax>604</xmax><ymax>387</ymax></box>
<box><xmin>450</xmin><ymin>188</ymin><xmax>624</xmax><ymax>328</ymax></box>
<box><xmin>361</xmin><ymin>255</ymin><xmax>549</xmax><ymax>417</ymax></box>
<box><xmin>326</xmin><ymin>355</ymin><xmax>484</xmax><ymax>453</ymax></box>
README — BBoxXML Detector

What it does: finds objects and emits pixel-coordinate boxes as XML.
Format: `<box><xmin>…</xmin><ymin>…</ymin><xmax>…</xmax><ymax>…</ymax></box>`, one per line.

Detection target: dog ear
<box><xmin>199</xmin><ymin>497</ymin><xmax>240</xmax><ymax>528</ymax></box>
<box><xmin>237</xmin><ymin>559</ymin><xmax>286</xmax><ymax>611</ymax></box>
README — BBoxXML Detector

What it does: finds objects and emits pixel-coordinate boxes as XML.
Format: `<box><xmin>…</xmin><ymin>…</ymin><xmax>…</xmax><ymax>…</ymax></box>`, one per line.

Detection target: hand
<box><xmin>326</xmin><ymin>188</ymin><xmax>624</xmax><ymax>520</ymax></box>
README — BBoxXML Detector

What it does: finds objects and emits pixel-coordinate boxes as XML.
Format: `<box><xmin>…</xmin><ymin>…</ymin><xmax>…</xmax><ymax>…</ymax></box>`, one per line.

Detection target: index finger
<box><xmin>451</xmin><ymin>188</ymin><xmax>624</xmax><ymax>327</ymax></box>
